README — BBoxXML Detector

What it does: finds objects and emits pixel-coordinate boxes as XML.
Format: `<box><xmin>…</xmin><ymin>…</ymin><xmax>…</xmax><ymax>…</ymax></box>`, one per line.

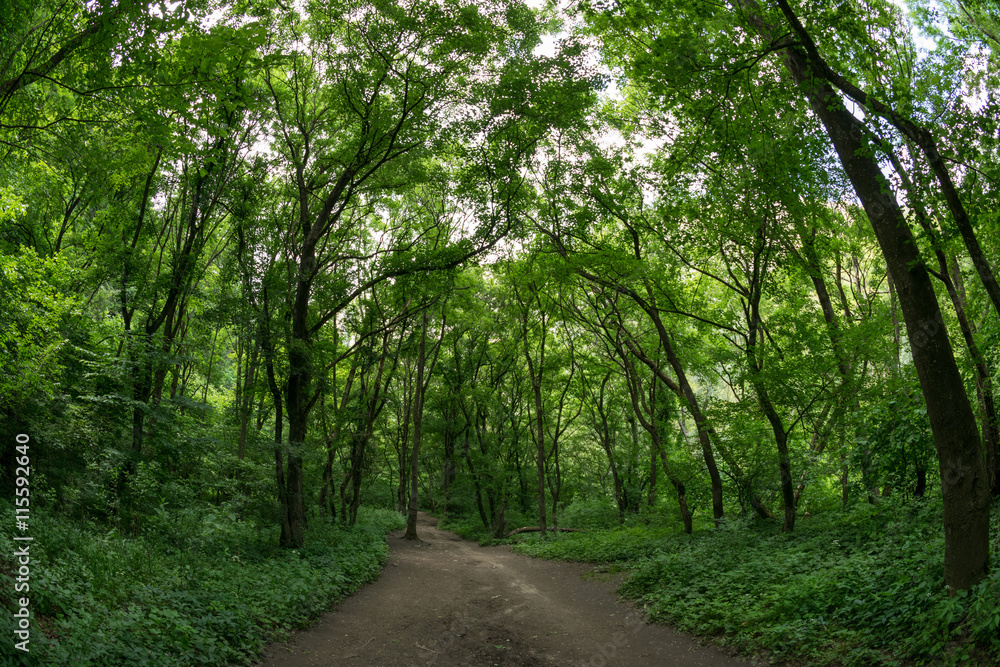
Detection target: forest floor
<box><xmin>255</xmin><ymin>512</ymin><xmax>757</xmax><ymax>667</ymax></box>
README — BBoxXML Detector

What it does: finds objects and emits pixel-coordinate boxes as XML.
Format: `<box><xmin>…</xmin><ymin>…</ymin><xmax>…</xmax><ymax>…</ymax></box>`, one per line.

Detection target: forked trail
<box><xmin>256</xmin><ymin>512</ymin><xmax>754</xmax><ymax>667</ymax></box>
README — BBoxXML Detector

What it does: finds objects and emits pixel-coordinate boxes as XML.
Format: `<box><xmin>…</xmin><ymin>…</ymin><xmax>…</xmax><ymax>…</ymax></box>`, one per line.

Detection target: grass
<box><xmin>0</xmin><ymin>504</ymin><xmax>405</xmax><ymax>666</ymax></box>
<box><xmin>511</xmin><ymin>497</ymin><xmax>1000</xmax><ymax>666</ymax></box>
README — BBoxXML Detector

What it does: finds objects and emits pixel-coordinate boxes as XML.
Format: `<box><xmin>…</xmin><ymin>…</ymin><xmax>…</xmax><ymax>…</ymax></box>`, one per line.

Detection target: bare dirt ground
<box><xmin>255</xmin><ymin>512</ymin><xmax>758</xmax><ymax>667</ymax></box>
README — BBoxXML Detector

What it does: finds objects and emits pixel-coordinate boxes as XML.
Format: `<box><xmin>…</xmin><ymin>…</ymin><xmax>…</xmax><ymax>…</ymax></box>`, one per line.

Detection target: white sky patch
<box><xmin>534</xmin><ymin>34</ymin><xmax>557</xmax><ymax>57</ymax></box>
<box><xmin>894</xmin><ymin>0</ymin><xmax>940</xmax><ymax>54</ymax></box>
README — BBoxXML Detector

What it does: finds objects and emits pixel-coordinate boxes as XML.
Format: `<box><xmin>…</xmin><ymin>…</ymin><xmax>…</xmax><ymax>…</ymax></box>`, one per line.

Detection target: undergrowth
<box><xmin>512</xmin><ymin>497</ymin><xmax>1000</xmax><ymax>666</ymax></box>
<box><xmin>0</xmin><ymin>505</ymin><xmax>405</xmax><ymax>666</ymax></box>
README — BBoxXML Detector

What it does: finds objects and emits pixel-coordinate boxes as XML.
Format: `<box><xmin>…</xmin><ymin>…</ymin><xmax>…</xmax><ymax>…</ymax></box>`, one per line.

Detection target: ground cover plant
<box><xmin>512</xmin><ymin>497</ymin><xmax>1000</xmax><ymax>666</ymax></box>
<box><xmin>0</xmin><ymin>505</ymin><xmax>404</xmax><ymax>666</ymax></box>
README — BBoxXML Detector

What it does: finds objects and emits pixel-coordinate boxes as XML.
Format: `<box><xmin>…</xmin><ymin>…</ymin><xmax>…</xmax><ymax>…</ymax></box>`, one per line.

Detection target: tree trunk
<box><xmin>463</xmin><ymin>423</ymin><xmax>490</xmax><ymax>530</ymax></box>
<box><xmin>951</xmin><ymin>257</ymin><xmax>1000</xmax><ymax>495</ymax></box>
<box><xmin>397</xmin><ymin>364</ymin><xmax>413</xmax><ymax>513</ymax></box>
<box><xmin>754</xmin><ymin>381</ymin><xmax>796</xmax><ymax>532</ymax></box>
<box><xmin>265</xmin><ymin>353</ymin><xmax>291</xmax><ymax>547</ymax></box>
<box><xmin>404</xmin><ymin>307</ymin><xmax>446</xmax><ymax>540</ymax></box>
<box><xmin>619</xmin><ymin>316</ymin><xmax>728</xmax><ymax>525</ymax></box>
<box><xmin>520</xmin><ymin>288</ymin><xmax>549</xmax><ymax>538</ymax></box>
<box><xmin>237</xmin><ymin>334</ymin><xmax>259</xmax><ymax>462</ymax></box>
<box><xmin>620</xmin><ymin>350</ymin><xmax>692</xmax><ymax>533</ymax></box>
<box><xmin>281</xmin><ymin>227</ymin><xmax>318</xmax><ymax>548</ymax></box>
<box><xmin>529</xmin><ymin>358</ymin><xmax>548</xmax><ymax>535</ymax></box>
<box><xmin>403</xmin><ymin>322</ymin><xmax>426</xmax><ymax>540</ymax></box>
<box><xmin>648</xmin><ymin>439</ymin><xmax>658</xmax><ymax>508</ymax></box>
<box><xmin>889</xmin><ymin>147</ymin><xmax>1000</xmax><ymax>499</ymax></box>
<box><xmin>743</xmin><ymin>235</ymin><xmax>796</xmax><ymax>533</ymax></box>
<box><xmin>757</xmin><ymin>10</ymin><xmax>991</xmax><ymax>588</ymax></box>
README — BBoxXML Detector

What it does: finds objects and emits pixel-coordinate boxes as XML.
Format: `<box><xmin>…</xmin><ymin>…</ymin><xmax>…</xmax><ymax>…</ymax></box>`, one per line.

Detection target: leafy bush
<box><xmin>437</xmin><ymin>505</ymin><xmax>533</xmax><ymax>543</ymax></box>
<box><xmin>558</xmin><ymin>497</ymin><xmax>621</xmax><ymax>529</ymax></box>
<box><xmin>514</xmin><ymin>523</ymin><xmax>673</xmax><ymax>563</ymax></box>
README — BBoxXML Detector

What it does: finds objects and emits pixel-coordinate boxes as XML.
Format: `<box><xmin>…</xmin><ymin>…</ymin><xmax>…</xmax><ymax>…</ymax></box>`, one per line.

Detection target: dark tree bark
<box><xmin>881</xmin><ymin>145</ymin><xmax>1000</xmax><ymax>498</ymax></box>
<box><xmin>262</xmin><ymin>314</ymin><xmax>292</xmax><ymax>546</ymax></box>
<box><xmin>516</xmin><ymin>281</ymin><xmax>550</xmax><ymax>537</ymax></box>
<box><xmin>583</xmin><ymin>371</ymin><xmax>632</xmax><ymax>524</ymax></box>
<box><xmin>772</xmin><ymin>0</ymin><xmax>1000</xmax><ymax>323</ymax></box>
<box><xmin>624</xmin><ymin>356</ymin><xmax>692</xmax><ymax>533</ymax></box>
<box><xmin>745</xmin><ymin>0</ymin><xmax>991</xmax><ymax>588</ymax></box>
<box><xmin>950</xmin><ymin>259</ymin><xmax>1000</xmax><ymax>495</ymax></box>
<box><xmin>236</xmin><ymin>328</ymin><xmax>260</xmax><ymax>463</ymax></box>
<box><xmin>404</xmin><ymin>306</ymin><xmax>447</xmax><ymax>540</ymax></box>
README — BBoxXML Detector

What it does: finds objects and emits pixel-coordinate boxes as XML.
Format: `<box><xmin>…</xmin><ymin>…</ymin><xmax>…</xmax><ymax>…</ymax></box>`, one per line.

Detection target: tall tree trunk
<box><xmin>648</xmin><ymin>438</ymin><xmax>658</xmax><ymax>508</ymax></box>
<box><xmin>619</xmin><ymin>346</ymin><xmax>692</xmax><ymax>532</ymax></box>
<box><xmin>951</xmin><ymin>258</ymin><xmax>1000</xmax><ymax>495</ymax></box>
<box><xmin>396</xmin><ymin>363</ymin><xmax>413</xmax><ymax>513</ymax></box>
<box><xmin>590</xmin><ymin>372</ymin><xmax>628</xmax><ymax>523</ymax></box>
<box><xmin>462</xmin><ymin>420</ymin><xmax>490</xmax><ymax>530</ymax></box>
<box><xmin>201</xmin><ymin>327</ymin><xmax>221</xmax><ymax>418</ymax></box>
<box><xmin>773</xmin><ymin>0</ymin><xmax>1000</xmax><ymax>322</ymax></box>
<box><xmin>403</xmin><ymin>317</ymin><xmax>429</xmax><ymax>540</ymax></box>
<box><xmin>790</xmin><ymin>232</ymin><xmax>859</xmax><ymax>505</ymax></box>
<box><xmin>654</xmin><ymin>417</ymin><xmax>692</xmax><ymax>533</ymax></box>
<box><xmin>264</xmin><ymin>344</ymin><xmax>291</xmax><ymax>547</ymax></box>
<box><xmin>884</xmin><ymin>144</ymin><xmax>1000</xmax><ymax>499</ymax></box>
<box><xmin>752</xmin><ymin>379</ymin><xmax>796</xmax><ymax>532</ymax></box>
<box><xmin>742</xmin><ymin>230</ymin><xmax>797</xmax><ymax>533</ymax></box>
<box><xmin>751</xmin><ymin>4</ymin><xmax>991</xmax><ymax>588</ymax></box>
<box><xmin>236</xmin><ymin>339</ymin><xmax>258</xmax><ymax>463</ymax></box>
<box><xmin>519</xmin><ymin>285</ymin><xmax>549</xmax><ymax>537</ymax></box>
<box><xmin>442</xmin><ymin>396</ymin><xmax>460</xmax><ymax>514</ymax></box>
<box><xmin>610</xmin><ymin>299</ymin><xmax>728</xmax><ymax>525</ymax></box>
<box><xmin>282</xmin><ymin>229</ymin><xmax>319</xmax><ymax>547</ymax></box>
<box><xmin>527</xmin><ymin>353</ymin><xmax>548</xmax><ymax>535</ymax></box>
<box><xmin>404</xmin><ymin>307</ymin><xmax>447</xmax><ymax>540</ymax></box>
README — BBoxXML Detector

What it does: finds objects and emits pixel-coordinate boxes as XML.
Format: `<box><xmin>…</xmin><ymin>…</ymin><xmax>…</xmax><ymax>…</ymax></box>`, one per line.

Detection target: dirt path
<box><xmin>256</xmin><ymin>513</ymin><xmax>756</xmax><ymax>667</ymax></box>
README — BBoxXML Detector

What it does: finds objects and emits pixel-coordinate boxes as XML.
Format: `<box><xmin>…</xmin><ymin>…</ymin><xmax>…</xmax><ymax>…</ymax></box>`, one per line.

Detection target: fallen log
<box><xmin>503</xmin><ymin>526</ymin><xmax>585</xmax><ymax>538</ymax></box>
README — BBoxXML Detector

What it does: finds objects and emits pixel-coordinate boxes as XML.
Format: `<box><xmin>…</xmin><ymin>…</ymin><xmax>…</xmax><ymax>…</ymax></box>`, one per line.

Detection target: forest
<box><xmin>1</xmin><ymin>0</ymin><xmax>1000</xmax><ymax>664</ymax></box>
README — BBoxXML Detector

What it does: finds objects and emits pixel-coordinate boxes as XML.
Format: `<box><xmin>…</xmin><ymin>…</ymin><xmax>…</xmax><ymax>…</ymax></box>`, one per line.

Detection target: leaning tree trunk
<box><xmin>748</xmin><ymin>3</ymin><xmax>991</xmax><ymax>588</ymax></box>
<box><xmin>886</xmin><ymin>145</ymin><xmax>1000</xmax><ymax>498</ymax></box>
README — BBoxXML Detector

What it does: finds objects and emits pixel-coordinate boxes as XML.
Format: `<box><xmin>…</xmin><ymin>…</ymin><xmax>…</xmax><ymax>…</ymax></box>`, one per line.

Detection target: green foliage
<box><xmin>558</xmin><ymin>497</ymin><xmax>620</xmax><ymax>529</ymax></box>
<box><xmin>0</xmin><ymin>504</ymin><xmax>404</xmax><ymax>666</ymax></box>
<box><xmin>514</xmin><ymin>523</ymin><xmax>673</xmax><ymax>563</ymax></box>
<box><xmin>858</xmin><ymin>385</ymin><xmax>936</xmax><ymax>498</ymax></box>
<box><xmin>514</xmin><ymin>498</ymin><xmax>1000</xmax><ymax>665</ymax></box>
<box><xmin>0</xmin><ymin>249</ymin><xmax>78</xmax><ymax>410</ymax></box>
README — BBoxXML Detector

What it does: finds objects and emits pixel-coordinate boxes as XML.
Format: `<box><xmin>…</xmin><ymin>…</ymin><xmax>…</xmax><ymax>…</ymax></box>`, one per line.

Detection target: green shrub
<box><xmin>558</xmin><ymin>497</ymin><xmax>620</xmax><ymax>529</ymax></box>
<box><xmin>514</xmin><ymin>523</ymin><xmax>672</xmax><ymax>563</ymax></box>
